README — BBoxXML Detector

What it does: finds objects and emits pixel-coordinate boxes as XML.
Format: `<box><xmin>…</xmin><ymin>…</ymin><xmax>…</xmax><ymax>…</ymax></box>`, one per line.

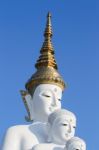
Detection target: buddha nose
<box><xmin>68</xmin><ymin>125</ymin><xmax>72</xmax><ymax>133</ymax></box>
<box><xmin>51</xmin><ymin>95</ymin><xmax>58</xmax><ymax>106</ymax></box>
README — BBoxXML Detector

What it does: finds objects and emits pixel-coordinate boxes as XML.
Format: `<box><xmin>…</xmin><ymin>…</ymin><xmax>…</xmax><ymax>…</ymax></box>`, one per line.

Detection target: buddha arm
<box><xmin>1</xmin><ymin>127</ymin><xmax>20</xmax><ymax>150</ymax></box>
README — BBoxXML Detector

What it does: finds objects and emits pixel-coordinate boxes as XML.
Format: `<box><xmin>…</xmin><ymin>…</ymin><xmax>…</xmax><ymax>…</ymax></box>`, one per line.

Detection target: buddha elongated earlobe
<box><xmin>20</xmin><ymin>90</ymin><xmax>33</xmax><ymax>122</ymax></box>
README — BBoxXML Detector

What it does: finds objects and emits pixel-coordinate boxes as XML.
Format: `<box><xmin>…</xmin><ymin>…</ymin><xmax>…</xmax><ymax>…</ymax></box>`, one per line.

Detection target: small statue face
<box><xmin>51</xmin><ymin>115</ymin><xmax>76</xmax><ymax>145</ymax></box>
<box><xmin>67</xmin><ymin>140</ymin><xmax>86</xmax><ymax>150</ymax></box>
<box><xmin>32</xmin><ymin>84</ymin><xmax>62</xmax><ymax>122</ymax></box>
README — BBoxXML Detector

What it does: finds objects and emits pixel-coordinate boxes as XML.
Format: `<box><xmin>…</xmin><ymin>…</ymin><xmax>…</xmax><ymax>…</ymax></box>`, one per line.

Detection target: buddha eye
<box><xmin>42</xmin><ymin>94</ymin><xmax>51</xmax><ymax>97</ymax></box>
<box><xmin>62</xmin><ymin>123</ymin><xmax>68</xmax><ymax>126</ymax></box>
<box><xmin>41</xmin><ymin>91</ymin><xmax>52</xmax><ymax>98</ymax></box>
<box><xmin>73</xmin><ymin>126</ymin><xmax>76</xmax><ymax>129</ymax></box>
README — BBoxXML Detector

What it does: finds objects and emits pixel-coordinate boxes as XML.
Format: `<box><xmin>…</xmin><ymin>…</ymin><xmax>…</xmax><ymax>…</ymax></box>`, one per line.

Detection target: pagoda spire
<box><xmin>25</xmin><ymin>12</ymin><xmax>65</xmax><ymax>95</ymax></box>
<box><xmin>35</xmin><ymin>12</ymin><xmax>58</xmax><ymax>69</ymax></box>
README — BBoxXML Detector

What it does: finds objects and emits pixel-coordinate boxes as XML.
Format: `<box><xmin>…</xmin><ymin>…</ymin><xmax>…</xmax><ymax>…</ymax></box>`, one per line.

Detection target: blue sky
<box><xmin>0</xmin><ymin>0</ymin><xmax>98</xmax><ymax>149</ymax></box>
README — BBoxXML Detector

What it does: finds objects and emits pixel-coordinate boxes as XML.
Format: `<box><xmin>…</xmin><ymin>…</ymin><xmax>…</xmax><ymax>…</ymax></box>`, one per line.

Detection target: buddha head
<box><xmin>31</xmin><ymin>84</ymin><xmax>63</xmax><ymax>122</ymax></box>
<box><xmin>47</xmin><ymin>109</ymin><xmax>76</xmax><ymax>145</ymax></box>
<box><xmin>66</xmin><ymin>137</ymin><xmax>86</xmax><ymax>150</ymax></box>
<box><xmin>20</xmin><ymin>13</ymin><xmax>66</xmax><ymax>122</ymax></box>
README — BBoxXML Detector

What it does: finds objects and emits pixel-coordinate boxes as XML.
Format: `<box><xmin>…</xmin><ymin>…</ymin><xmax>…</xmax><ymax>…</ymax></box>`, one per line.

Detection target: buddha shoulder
<box><xmin>5</xmin><ymin>124</ymin><xmax>31</xmax><ymax>137</ymax></box>
<box><xmin>5</xmin><ymin>122</ymin><xmax>46</xmax><ymax>138</ymax></box>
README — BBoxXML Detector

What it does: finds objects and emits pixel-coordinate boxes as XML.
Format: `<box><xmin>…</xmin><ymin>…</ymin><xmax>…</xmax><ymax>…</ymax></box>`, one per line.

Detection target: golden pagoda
<box><xmin>25</xmin><ymin>12</ymin><xmax>66</xmax><ymax>95</ymax></box>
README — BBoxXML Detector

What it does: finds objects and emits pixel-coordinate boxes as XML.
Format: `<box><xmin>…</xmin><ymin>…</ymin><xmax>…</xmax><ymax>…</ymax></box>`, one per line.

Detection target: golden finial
<box><xmin>44</xmin><ymin>12</ymin><xmax>52</xmax><ymax>37</ymax></box>
<box><xmin>25</xmin><ymin>13</ymin><xmax>66</xmax><ymax>95</ymax></box>
<box><xmin>35</xmin><ymin>12</ymin><xmax>57</xmax><ymax>70</ymax></box>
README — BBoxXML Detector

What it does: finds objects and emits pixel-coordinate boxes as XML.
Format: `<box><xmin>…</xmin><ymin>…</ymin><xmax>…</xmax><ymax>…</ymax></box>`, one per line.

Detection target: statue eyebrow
<box><xmin>61</xmin><ymin>119</ymin><xmax>68</xmax><ymax>122</ymax></box>
<box><xmin>41</xmin><ymin>89</ymin><xmax>61</xmax><ymax>99</ymax></box>
<box><xmin>40</xmin><ymin>90</ymin><xmax>52</xmax><ymax>94</ymax></box>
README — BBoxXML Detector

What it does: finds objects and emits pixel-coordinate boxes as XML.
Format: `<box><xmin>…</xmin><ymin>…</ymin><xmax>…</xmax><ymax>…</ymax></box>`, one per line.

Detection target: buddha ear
<box><xmin>20</xmin><ymin>90</ymin><xmax>33</xmax><ymax>122</ymax></box>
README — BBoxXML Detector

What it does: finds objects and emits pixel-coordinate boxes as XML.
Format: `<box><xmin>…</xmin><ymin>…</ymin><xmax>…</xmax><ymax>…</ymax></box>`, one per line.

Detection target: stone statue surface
<box><xmin>65</xmin><ymin>137</ymin><xmax>86</xmax><ymax>150</ymax></box>
<box><xmin>31</xmin><ymin>136</ymin><xmax>86</xmax><ymax>150</ymax></box>
<box><xmin>32</xmin><ymin>109</ymin><xmax>76</xmax><ymax>150</ymax></box>
<box><xmin>1</xmin><ymin>84</ymin><xmax>63</xmax><ymax>150</ymax></box>
<box><xmin>1</xmin><ymin>12</ymin><xmax>86</xmax><ymax>150</ymax></box>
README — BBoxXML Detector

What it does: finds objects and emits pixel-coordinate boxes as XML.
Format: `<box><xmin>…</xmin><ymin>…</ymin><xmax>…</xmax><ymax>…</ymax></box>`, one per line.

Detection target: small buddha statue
<box><xmin>32</xmin><ymin>109</ymin><xmax>76</xmax><ymax>150</ymax></box>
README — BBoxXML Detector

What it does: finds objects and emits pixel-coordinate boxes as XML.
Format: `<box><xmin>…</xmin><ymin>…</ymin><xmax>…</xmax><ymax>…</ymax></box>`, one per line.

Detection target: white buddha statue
<box><xmin>65</xmin><ymin>137</ymin><xmax>86</xmax><ymax>150</ymax></box>
<box><xmin>1</xmin><ymin>84</ymin><xmax>63</xmax><ymax>150</ymax></box>
<box><xmin>1</xmin><ymin>13</ymin><xmax>66</xmax><ymax>150</ymax></box>
<box><xmin>32</xmin><ymin>109</ymin><xmax>76</xmax><ymax>150</ymax></box>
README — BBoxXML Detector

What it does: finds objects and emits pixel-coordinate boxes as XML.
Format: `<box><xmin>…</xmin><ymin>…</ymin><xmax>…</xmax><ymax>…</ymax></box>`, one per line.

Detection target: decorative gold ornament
<box><xmin>25</xmin><ymin>12</ymin><xmax>66</xmax><ymax>95</ymax></box>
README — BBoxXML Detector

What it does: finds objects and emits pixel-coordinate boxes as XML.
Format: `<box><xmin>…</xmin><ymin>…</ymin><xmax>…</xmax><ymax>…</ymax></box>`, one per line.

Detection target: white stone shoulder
<box><xmin>1</xmin><ymin>123</ymin><xmax>47</xmax><ymax>150</ymax></box>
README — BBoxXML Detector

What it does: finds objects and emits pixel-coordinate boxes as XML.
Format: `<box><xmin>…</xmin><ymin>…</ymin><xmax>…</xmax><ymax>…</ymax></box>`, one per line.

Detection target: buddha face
<box><xmin>32</xmin><ymin>84</ymin><xmax>62</xmax><ymax>122</ymax></box>
<box><xmin>50</xmin><ymin>114</ymin><xmax>76</xmax><ymax>145</ymax></box>
<box><xmin>66</xmin><ymin>138</ymin><xmax>86</xmax><ymax>150</ymax></box>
